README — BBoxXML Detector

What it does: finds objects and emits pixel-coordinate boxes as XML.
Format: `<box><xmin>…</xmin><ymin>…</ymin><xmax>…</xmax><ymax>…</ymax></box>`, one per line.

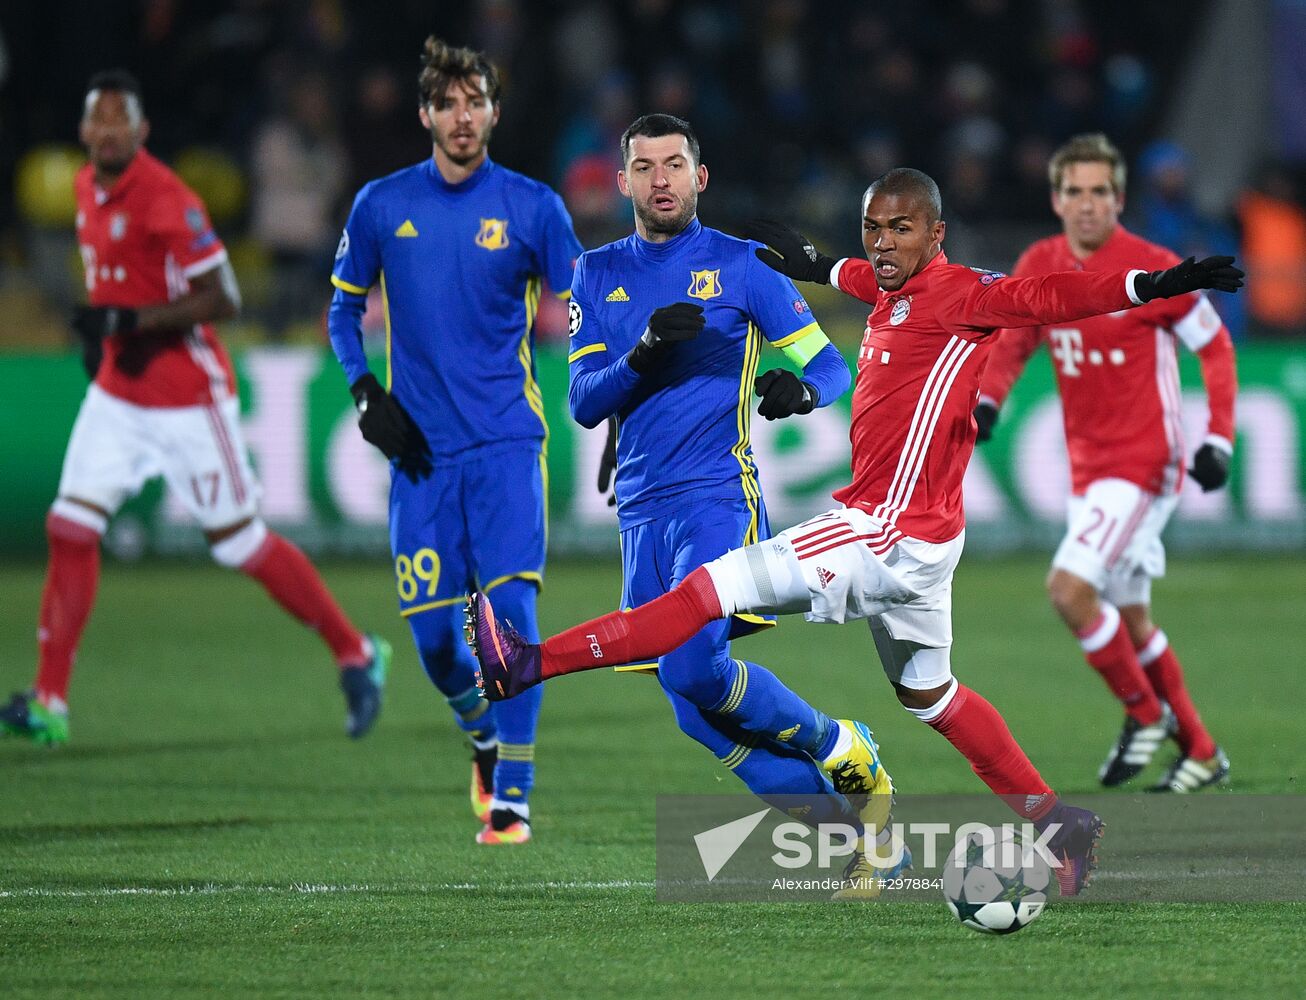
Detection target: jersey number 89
<box><xmin>395</xmin><ymin>548</ymin><xmax>441</xmax><ymax>602</ymax></box>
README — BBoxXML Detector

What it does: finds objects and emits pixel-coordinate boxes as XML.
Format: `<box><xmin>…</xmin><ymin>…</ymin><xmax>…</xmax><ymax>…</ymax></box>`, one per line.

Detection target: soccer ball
<box><xmin>941</xmin><ymin>826</ymin><xmax>1050</xmax><ymax>934</ymax></box>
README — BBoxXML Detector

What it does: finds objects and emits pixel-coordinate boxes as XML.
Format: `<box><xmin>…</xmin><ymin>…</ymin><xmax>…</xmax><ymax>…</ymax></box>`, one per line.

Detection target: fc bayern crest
<box><xmin>889</xmin><ymin>297</ymin><xmax>911</xmax><ymax>325</ymax></box>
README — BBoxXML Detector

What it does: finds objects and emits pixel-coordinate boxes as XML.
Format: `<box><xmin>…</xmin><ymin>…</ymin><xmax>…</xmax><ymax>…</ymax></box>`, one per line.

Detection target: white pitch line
<box><xmin>4</xmin><ymin>872</ymin><xmax>1287</xmax><ymax>901</ymax></box>
<box><xmin>0</xmin><ymin>880</ymin><xmax>656</xmax><ymax>900</ymax></box>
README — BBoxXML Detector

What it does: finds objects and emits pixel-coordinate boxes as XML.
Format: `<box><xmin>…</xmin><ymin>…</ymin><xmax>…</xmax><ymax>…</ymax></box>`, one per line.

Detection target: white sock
<box><xmin>490</xmin><ymin>798</ymin><xmax>529</xmax><ymax>821</ymax></box>
<box><xmin>821</xmin><ymin>721</ymin><xmax>854</xmax><ymax>765</ymax></box>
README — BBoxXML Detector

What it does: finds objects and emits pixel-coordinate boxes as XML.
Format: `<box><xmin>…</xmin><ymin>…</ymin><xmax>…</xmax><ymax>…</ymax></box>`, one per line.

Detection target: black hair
<box><xmin>620</xmin><ymin>113</ymin><xmax>700</xmax><ymax>166</ymax></box>
<box><xmin>86</xmin><ymin>69</ymin><xmax>142</xmax><ymax>102</ymax></box>
<box><xmin>865</xmin><ymin>167</ymin><xmax>943</xmax><ymax>223</ymax></box>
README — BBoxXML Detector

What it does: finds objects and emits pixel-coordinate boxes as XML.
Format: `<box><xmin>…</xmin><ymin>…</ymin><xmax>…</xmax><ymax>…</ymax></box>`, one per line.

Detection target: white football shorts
<box><xmin>57</xmin><ymin>385</ymin><xmax>261</xmax><ymax>531</ymax></box>
<box><xmin>1052</xmin><ymin>477</ymin><xmax>1179</xmax><ymax>607</ymax></box>
<box><xmin>707</xmin><ymin>506</ymin><xmax>964</xmax><ymax>690</ymax></box>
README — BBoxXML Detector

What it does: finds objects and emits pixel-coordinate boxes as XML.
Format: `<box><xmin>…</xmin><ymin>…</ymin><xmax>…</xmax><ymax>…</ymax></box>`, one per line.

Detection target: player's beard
<box><xmin>433</xmin><ymin>120</ymin><xmax>494</xmax><ymax>167</ymax></box>
<box><xmin>94</xmin><ymin>151</ymin><xmax>134</xmax><ymax>176</ymax></box>
<box><xmin>91</xmin><ymin>139</ymin><xmax>138</xmax><ymax>178</ymax></box>
<box><xmin>634</xmin><ymin>190</ymin><xmax>697</xmax><ymax>238</ymax></box>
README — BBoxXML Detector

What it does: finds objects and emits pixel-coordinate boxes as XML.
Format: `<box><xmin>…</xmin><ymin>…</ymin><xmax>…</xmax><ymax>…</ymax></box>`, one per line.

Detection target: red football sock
<box><xmin>542</xmin><ymin>566</ymin><xmax>722</xmax><ymax>678</ymax></box>
<box><xmin>35</xmin><ymin>513</ymin><xmax>102</xmax><ymax>705</ymax></box>
<box><xmin>926</xmin><ymin>683</ymin><xmax>1057</xmax><ymax>821</ymax></box>
<box><xmin>241</xmin><ymin>532</ymin><xmax>368</xmax><ymax>667</ymax></box>
<box><xmin>1137</xmin><ymin>629</ymin><xmax>1216</xmax><ymax>759</ymax></box>
<box><xmin>1077</xmin><ymin>605</ymin><xmax>1162</xmax><ymax>724</ymax></box>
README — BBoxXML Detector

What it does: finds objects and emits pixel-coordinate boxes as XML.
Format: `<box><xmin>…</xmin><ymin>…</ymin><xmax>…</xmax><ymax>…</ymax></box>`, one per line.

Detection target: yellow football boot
<box><xmin>822</xmin><ymin>720</ymin><xmax>895</xmax><ymax>836</ymax></box>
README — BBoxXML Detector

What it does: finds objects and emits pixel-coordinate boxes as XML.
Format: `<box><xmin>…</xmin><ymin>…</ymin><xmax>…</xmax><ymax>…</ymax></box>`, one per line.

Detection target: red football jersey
<box><xmin>830</xmin><ymin>251</ymin><xmax>1144</xmax><ymax>545</ymax></box>
<box><xmin>979</xmin><ymin>226</ymin><xmax>1236</xmax><ymax>496</ymax></box>
<box><xmin>74</xmin><ymin>149</ymin><xmax>235</xmax><ymax>407</ymax></box>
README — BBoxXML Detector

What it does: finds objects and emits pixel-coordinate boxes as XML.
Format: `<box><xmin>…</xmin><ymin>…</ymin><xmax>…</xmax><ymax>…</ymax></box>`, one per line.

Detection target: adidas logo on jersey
<box><xmin>395</xmin><ymin>220</ymin><xmax>419</xmax><ymax>237</ymax></box>
<box><xmin>606</xmin><ymin>286</ymin><xmax>630</xmax><ymax>302</ymax></box>
<box><xmin>816</xmin><ymin>567</ymin><xmax>836</xmax><ymax>589</ymax></box>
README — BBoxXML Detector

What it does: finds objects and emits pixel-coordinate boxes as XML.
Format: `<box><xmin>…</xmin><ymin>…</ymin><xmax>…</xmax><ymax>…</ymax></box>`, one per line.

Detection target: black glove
<box><xmin>628</xmin><ymin>302</ymin><xmax>704</xmax><ymax>375</ymax></box>
<box><xmin>350</xmin><ymin>373</ymin><xmax>433</xmax><ymax>480</ymax></box>
<box><xmin>1188</xmin><ymin>443</ymin><xmax>1230</xmax><ymax>492</ymax></box>
<box><xmin>1132</xmin><ymin>256</ymin><xmax>1244</xmax><ymax>303</ymax></box>
<box><xmin>755</xmin><ymin>369</ymin><xmax>815</xmax><ymax>420</ymax></box>
<box><xmin>72</xmin><ymin>305</ymin><xmax>138</xmax><ymax>340</ymax></box>
<box><xmin>72</xmin><ymin>306</ymin><xmax>138</xmax><ymax>379</ymax></box>
<box><xmin>973</xmin><ymin>401</ymin><xmax>999</xmax><ymax>443</ymax></box>
<box><xmin>78</xmin><ymin>335</ymin><xmax>104</xmax><ymax>379</ymax></box>
<box><xmin>743</xmin><ymin>219</ymin><xmax>837</xmax><ymax>285</ymax></box>
<box><xmin>597</xmin><ymin>416</ymin><xmax>617</xmax><ymax>507</ymax></box>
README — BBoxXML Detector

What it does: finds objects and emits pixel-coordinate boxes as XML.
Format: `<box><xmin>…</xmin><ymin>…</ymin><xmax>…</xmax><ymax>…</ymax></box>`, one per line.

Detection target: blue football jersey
<box><xmin>568</xmin><ymin>219</ymin><xmax>828</xmax><ymax>528</ymax></box>
<box><xmin>330</xmin><ymin>157</ymin><xmax>581</xmax><ymax>455</ymax></box>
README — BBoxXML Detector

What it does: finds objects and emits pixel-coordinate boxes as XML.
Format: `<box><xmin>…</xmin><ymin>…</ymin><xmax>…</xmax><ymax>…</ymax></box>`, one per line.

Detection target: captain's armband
<box><xmin>772</xmin><ymin>323</ymin><xmax>829</xmax><ymax>367</ymax></box>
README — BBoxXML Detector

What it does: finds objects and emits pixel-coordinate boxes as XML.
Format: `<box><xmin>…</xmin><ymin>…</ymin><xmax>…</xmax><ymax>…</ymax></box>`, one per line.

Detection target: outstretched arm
<box><xmin>947</xmin><ymin>257</ymin><xmax>1243</xmax><ymax>333</ymax></box>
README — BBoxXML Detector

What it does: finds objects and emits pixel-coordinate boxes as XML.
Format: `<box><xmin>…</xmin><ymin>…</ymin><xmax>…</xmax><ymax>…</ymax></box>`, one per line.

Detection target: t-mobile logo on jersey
<box><xmin>1050</xmin><ymin>327</ymin><xmax>1085</xmax><ymax>377</ymax></box>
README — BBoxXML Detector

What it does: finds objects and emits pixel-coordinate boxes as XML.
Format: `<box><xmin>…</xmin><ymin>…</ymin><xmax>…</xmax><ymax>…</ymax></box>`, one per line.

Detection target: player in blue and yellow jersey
<box><xmin>327</xmin><ymin>37</ymin><xmax>581</xmax><ymax>845</ymax></box>
<box><xmin>554</xmin><ymin>114</ymin><xmax>904</xmax><ymax>892</ymax></box>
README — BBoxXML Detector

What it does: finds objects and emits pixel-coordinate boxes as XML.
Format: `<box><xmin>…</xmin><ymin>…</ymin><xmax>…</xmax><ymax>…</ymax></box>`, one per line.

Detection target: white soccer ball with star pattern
<box><xmin>942</xmin><ymin>826</ymin><xmax>1050</xmax><ymax>934</ymax></box>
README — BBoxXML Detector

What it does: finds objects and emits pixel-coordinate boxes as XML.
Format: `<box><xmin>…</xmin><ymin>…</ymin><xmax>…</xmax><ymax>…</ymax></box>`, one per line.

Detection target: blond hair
<box><xmin>1048</xmin><ymin>133</ymin><xmax>1126</xmax><ymax>195</ymax></box>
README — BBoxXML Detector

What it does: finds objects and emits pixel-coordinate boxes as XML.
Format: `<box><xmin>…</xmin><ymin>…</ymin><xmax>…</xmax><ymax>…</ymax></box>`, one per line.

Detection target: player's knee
<box><xmin>406</xmin><ymin>603</ymin><xmax>463</xmax><ymax>657</ymax></box>
<box><xmin>894</xmin><ymin>680</ymin><xmax>949</xmax><ymax>711</ymax></box>
<box><xmin>658</xmin><ymin>640</ymin><xmax>733</xmax><ymax>710</ymax></box>
<box><xmin>407</xmin><ymin>605</ymin><xmax>475</xmax><ymax>687</ymax></box>
<box><xmin>48</xmin><ymin>499</ymin><xmax>108</xmax><ymax>545</ymax></box>
<box><xmin>895</xmin><ymin>677</ymin><xmax>959</xmax><ymax>723</ymax></box>
<box><xmin>1118</xmin><ymin>604</ymin><xmax>1154</xmax><ymax>647</ymax></box>
<box><xmin>1046</xmin><ymin>568</ymin><xmax>1095</xmax><ymax>622</ymax></box>
<box><xmin>209</xmin><ymin>518</ymin><xmax>269</xmax><ymax>569</ymax></box>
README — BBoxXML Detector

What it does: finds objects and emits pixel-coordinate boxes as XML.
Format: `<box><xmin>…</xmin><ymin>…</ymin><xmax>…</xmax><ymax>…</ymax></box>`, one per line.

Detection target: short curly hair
<box><xmin>418</xmin><ymin>35</ymin><xmax>501</xmax><ymax>108</ymax></box>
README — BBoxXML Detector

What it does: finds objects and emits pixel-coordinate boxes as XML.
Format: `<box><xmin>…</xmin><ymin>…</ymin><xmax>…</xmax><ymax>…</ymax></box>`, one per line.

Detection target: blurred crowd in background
<box><xmin>2</xmin><ymin>0</ymin><xmax>1304</xmax><ymax>350</ymax></box>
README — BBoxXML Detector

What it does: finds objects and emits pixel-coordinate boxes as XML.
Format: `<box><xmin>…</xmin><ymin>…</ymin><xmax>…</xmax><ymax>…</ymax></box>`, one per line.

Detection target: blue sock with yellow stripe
<box><xmin>407</xmin><ymin>604</ymin><xmax>498</xmax><ymax>743</ymax></box>
<box><xmin>719</xmin><ymin>737</ymin><xmax>861</xmax><ymax>830</ymax></box>
<box><xmin>665</xmin><ymin>685</ymin><xmax>860</xmax><ymax>831</ymax></box>
<box><xmin>716</xmin><ymin>659</ymin><xmax>839</xmax><ymax>760</ymax></box>
<box><xmin>484</xmin><ymin>579</ymin><xmax>543</xmax><ymax>809</ymax></box>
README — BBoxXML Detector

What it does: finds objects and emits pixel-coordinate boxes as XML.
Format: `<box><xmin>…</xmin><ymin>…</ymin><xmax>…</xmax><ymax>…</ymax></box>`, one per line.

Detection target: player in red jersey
<box><xmin>974</xmin><ymin>134</ymin><xmax>1235</xmax><ymax>792</ymax></box>
<box><xmin>0</xmin><ymin>71</ymin><xmax>390</xmax><ymax>746</ymax></box>
<box><xmin>467</xmin><ymin>167</ymin><xmax>1241</xmax><ymax>894</ymax></box>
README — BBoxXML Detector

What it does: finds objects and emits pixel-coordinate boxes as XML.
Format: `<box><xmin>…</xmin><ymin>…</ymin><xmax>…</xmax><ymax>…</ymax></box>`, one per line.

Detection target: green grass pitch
<box><xmin>1</xmin><ymin>555</ymin><xmax>1302</xmax><ymax>997</ymax></box>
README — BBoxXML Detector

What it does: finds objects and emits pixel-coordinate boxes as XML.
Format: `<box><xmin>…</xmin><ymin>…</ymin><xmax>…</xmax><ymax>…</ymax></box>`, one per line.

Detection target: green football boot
<box><xmin>340</xmin><ymin>634</ymin><xmax>391</xmax><ymax>739</ymax></box>
<box><xmin>0</xmin><ymin>691</ymin><xmax>69</xmax><ymax>746</ymax></box>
